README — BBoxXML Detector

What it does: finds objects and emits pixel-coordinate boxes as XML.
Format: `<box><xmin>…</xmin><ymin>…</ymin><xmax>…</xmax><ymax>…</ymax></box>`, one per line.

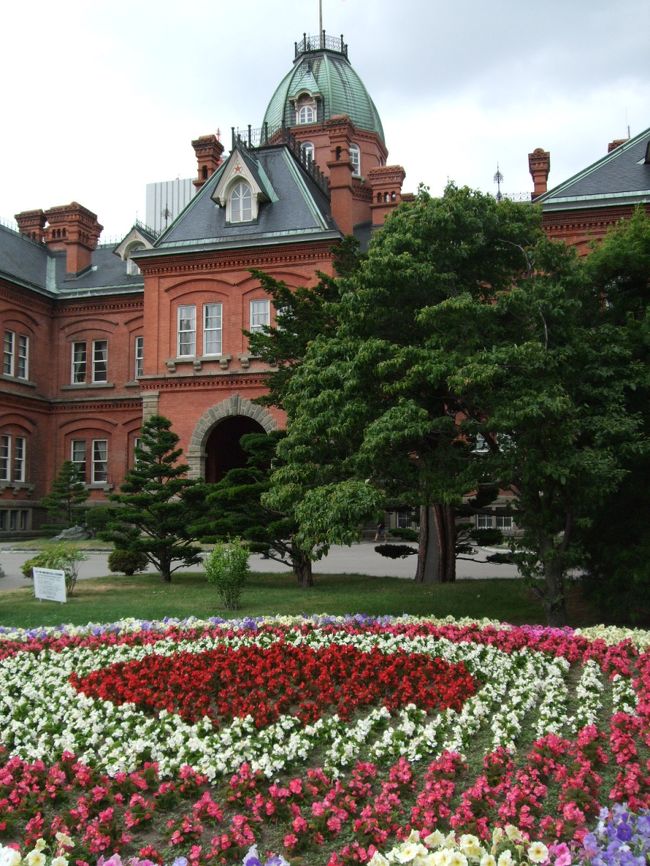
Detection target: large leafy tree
<box><xmin>267</xmin><ymin>185</ymin><xmax>542</xmax><ymax>583</ymax></box>
<box><xmin>575</xmin><ymin>208</ymin><xmax>650</xmax><ymax>623</ymax></box>
<box><xmin>102</xmin><ymin>415</ymin><xmax>204</xmax><ymax>582</ymax></box>
<box><xmin>266</xmin><ymin>187</ymin><xmax>646</xmax><ymax>624</ymax></box>
<box><xmin>192</xmin><ymin>431</ymin><xmax>315</xmax><ymax>587</ymax></box>
<box><xmin>41</xmin><ymin>460</ymin><xmax>89</xmax><ymax>527</ymax></box>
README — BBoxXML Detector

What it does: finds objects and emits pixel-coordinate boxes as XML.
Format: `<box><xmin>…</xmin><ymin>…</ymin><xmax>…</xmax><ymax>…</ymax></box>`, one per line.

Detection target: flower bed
<box><xmin>0</xmin><ymin>615</ymin><xmax>649</xmax><ymax>865</ymax></box>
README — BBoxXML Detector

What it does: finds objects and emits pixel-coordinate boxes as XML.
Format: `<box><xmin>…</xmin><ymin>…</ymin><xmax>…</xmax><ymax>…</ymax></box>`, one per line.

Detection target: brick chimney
<box><xmin>192</xmin><ymin>134</ymin><xmax>225</xmax><ymax>190</ymax></box>
<box><xmin>367</xmin><ymin>165</ymin><xmax>406</xmax><ymax>226</ymax></box>
<box><xmin>43</xmin><ymin>203</ymin><xmax>103</xmax><ymax>275</ymax></box>
<box><xmin>15</xmin><ymin>209</ymin><xmax>47</xmax><ymax>243</ymax></box>
<box><xmin>607</xmin><ymin>138</ymin><xmax>627</xmax><ymax>153</ymax></box>
<box><xmin>528</xmin><ymin>148</ymin><xmax>551</xmax><ymax>199</ymax></box>
<box><xmin>326</xmin><ymin>115</ymin><xmax>356</xmax><ymax>235</ymax></box>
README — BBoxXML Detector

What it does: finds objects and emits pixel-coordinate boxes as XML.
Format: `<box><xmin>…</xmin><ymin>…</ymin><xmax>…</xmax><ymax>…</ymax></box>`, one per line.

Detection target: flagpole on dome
<box><xmin>319</xmin><ymin>0</ymin><xmax>323</xmax><ymax>47</ymax></box>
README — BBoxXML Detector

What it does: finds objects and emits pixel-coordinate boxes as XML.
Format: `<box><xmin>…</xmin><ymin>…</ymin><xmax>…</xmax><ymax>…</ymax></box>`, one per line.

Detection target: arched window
<box><xmin>296</xmin><ymin>95</ymin><xmax>317</xmax><ymax>124</ymax></box>
<box><xmin>301</xmin><ymin>141</ymin><xmax>315</xmax><ymax>163</ymax></box>
<box><xmin>230</xmin><ymin>181</ymin><xmax>253</xmax><ymax>223</ymax></box>
<box><xmin>125</xmin><ymin>242</ymin><xmax>145</xmax><ymax>276</ymax></box>
<box><xmin>349</xmin><ymin>143</ymin><xmax>361</xmax><ymax>176</ymax></box>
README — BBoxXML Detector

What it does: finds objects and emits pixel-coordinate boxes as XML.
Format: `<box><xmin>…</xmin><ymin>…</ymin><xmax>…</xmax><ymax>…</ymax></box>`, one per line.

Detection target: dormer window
<box><xmin>349</xmin><ymin>143</ymin><xmax>361</xmax><ymax>176</ymax></box>
<box><xmin>296</xmin><ymin>95</ymin><xmax>317</xmax><ymax>124</ymax></box>
<box><xmin>229</xmin><ymin>181</ymin><xmax>253</xmax><ymax>223</ymax></box>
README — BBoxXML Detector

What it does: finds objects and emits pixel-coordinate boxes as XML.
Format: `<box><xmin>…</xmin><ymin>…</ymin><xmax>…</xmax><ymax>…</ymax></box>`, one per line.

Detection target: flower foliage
<box><xmin>0</xmin><ymin>615</ymin><xmax>649</xmax><ymax>865</ymax></box>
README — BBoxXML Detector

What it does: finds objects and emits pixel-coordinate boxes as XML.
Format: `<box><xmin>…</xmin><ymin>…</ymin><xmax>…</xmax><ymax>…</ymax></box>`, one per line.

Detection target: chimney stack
<box><xmin>15</xmin><ymin>209</ymin><xmax>47</xmax><ymax>243</ymax></box>
<box><xmin>42</xmin><ymin>203</ymin><xmax>103</xmax><ymax>275</ymax></box>
<box><xmin>607</xmin><ymin>138</ymin><xmax>627</xmax><ymax>153</ymax></box>
<box><xmin>192</xmin><ymin>134</ymin><xmax>225</xmax><ymax>190</ymax></box>
<box><xmin>367</xmin><ymin>165</ymin><xmax>406</xmax><ymax>226</ymax></box>
<box><xmin>528</xmin><ymin>148</ymin><xmax>551</xmax><ymax>199</ymax></box>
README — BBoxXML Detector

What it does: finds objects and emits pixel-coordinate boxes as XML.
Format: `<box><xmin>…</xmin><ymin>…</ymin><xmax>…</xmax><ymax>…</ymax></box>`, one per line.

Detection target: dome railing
<box><xmin>294</xmin><ymin>31</ymin><xmax>348</xmax><ymax>59</ymax></box>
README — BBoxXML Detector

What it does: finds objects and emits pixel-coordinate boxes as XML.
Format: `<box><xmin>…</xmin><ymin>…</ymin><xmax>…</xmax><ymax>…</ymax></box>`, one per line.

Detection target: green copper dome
<box><xmin>262</xmin><ymin>34</ymin><xmax>385</xmax><ymax>142</ymax></box>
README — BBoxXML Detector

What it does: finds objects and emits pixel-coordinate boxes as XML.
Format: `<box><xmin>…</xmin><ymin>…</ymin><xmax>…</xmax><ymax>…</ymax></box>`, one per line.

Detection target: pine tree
<box><xmin>102</xmin><ymin>415</ymin><xmax>204</xmax><ymax>582</ymax></box>
<box><xmin>41</xmin><ymin>460</ymin><xmax>89</xmax><ymax>526</ymax></box>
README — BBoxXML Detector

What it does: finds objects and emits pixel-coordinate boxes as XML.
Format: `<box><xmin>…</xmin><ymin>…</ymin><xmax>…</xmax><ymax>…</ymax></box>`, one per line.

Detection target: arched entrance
<box><xmin>204</xmin><ymin>415</ymin><xmax>266</xmax><ymax>482</ymax></box>
<box><xmin>186</xmin><ymin>394</ymin><xmax>279</xmax><ymax>480</ymax></box>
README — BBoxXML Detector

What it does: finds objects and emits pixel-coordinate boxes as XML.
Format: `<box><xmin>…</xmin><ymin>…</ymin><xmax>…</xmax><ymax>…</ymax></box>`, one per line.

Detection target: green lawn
<box><xmin>0</xmin><ymin>570</ymin><xmax>596</xmax><ymax>629</ymax></box>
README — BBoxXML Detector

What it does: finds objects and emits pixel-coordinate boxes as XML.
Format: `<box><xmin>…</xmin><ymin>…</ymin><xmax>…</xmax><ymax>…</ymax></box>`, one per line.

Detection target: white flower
<box><xmin>527</xmin><ymin>842</ymin><xmax>549</xmax><ymax>864</ymax></box>
<box><xmin>0</xmin><ymin>847</ymin><xmax>22</xmax><ymax>866</ymax></box>
<box><xmin>25</xmin><ymin>853</ymin><xmax>45</xmax><ymax>866</ymax></box>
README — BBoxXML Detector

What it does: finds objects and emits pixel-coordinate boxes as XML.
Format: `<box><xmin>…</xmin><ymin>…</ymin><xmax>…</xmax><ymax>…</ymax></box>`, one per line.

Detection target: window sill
<box><xmin>86</xmin><ymin>482</ymin><xmax>113</xmax><ymax>491</ymax></box>
<box><xmin>166</xmin><ymin>355</ymin><xmax>232</xmax><ymax>372</ymax></box>
<box><xmin>61</xmin><ymin>382</ymin><xmax>115</xmax><ymax>390</ymax></box>
<box><xmin>0</xmin><ymin>481</ymin><xmax>34</xmax><ymax>494</ymax></box>
<box><xmin>0</xmin><ymin>374</ymin><xmax>36</xmax><ymax>388</ymax></box>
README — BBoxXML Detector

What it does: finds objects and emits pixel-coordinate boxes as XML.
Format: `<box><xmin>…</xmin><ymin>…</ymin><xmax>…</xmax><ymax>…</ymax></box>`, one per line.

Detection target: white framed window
<box><xmin>71</xmin><ymin>440</ymin><xmax>87</xmax><ymax>481</ymax></box>
<box><xmin>230</xmin><ymin>182</ymin><xmax>253</xmax><ymax>223</ymax></box>
<box><xmin>134</xmin><ymin>336</ymin><xmax>144</xmax><ymax>378</ymax></box>
<box><xmin>296</xmin><ymin>97</ymin><xmax>316</xmax><ymax>124</ymax></box>
<box><xmin>3</xmin><ymin>331</ymin><xmax>14</xmax><ymax>376</ymax></box>
<box><xmin>496</xmin><ymin>515</ymin><xmax>513</xmax><ymax>531</ymax></box>
<box><xmin>92</xmin><ymin>439</ymin><xmax>108</xmax><ymax>483</ymax></box>
<box><xmin>72</xmin><ymin>342</ymin><xmax>87</xmax><ymax>383</ymax></box>
<box><xmin>133</xmin><ymin>436</ymin><xmax>141</xmax><ymax>466</ymax></box>
<box><xmin>177</xmin><ymin>305</ymin><xmax>196</xmax><ymax>357</ymax></box>
<box><xmin>475</xmin><ymin>514</ymin><xmax>493</xmax><ymax>530</ymax></box>
<box><xmin>301</xmin><ymin>141</ymin><xmax>315</xmax><ymax>163</ymax></box>
<box><xmin>349</xmin><ymin>143</ymin><xmax>361</xmax><ymax>176</ymax></box>
<box><xmin>13</xmin><ymin>437</ymin><xmax>25</xmax><ymax>482</ymax></box>
<box><xmin>0</xmin><ymin>435</ymin><xmax>10</xmax><ymax>481</ymax></box>
<box><xmin>92</xmin><ymin>340</ymin><xmax>108</xmax><ymax>383</ymax></box>
<box><xmin>17</xmin><ymin>335</ymin><xmax>28</xmax><ymax>379</ymax></box>
<box><xmin>203</xmin><ymin>303</ymin><xmax>222</xmax><ymax>355</ymax></box>
<box><xmin>249</xmin><ymin>299</ymin><xmax>270</xmax><ymax>334</ymax></box>
<box><xmin>0</xmin><ymin>435</ymin><xmax>26</xmax><ymax>482</ymax></box>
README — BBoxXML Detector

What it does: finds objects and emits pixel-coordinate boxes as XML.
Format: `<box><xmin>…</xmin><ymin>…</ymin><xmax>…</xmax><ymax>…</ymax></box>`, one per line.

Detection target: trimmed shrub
<box><xmin>21</xmin><ymin>543</ymin><xmax>87</xmax><ymax>595</ymax></box>
<box><xmin>204</xmin><ymin>538</ymin><xmax>250</xmax><ymax>610</ymax></box>
<box><xmin>108</xmin><ymin>548</ymin><xmax>149</xmax><ymax>576</ymax></box>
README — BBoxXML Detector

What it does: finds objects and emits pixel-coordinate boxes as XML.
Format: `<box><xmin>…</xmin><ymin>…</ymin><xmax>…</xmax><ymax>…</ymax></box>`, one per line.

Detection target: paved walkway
<box><xmin>0</xmin><ymin>543</ymin><xmax>520</xmax><ymax>593</ymax></box>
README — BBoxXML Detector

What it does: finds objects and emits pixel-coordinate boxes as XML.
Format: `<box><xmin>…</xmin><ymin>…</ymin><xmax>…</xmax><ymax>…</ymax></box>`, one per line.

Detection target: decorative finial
<box><xmin>493</xmin><ymin>163</ymin><xmax>504</xmax><ymax>202</ymax></box>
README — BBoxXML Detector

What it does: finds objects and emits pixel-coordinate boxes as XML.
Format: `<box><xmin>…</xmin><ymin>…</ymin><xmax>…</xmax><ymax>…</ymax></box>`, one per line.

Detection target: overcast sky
<box><xmin>2</xmin><ymin>0</ymin><xmax>649</xmax><ymax>240</ymax></box>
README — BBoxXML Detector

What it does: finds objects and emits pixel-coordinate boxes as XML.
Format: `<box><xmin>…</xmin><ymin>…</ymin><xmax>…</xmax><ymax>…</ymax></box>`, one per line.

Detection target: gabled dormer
<box><xmin>211</xmin><ymin>146</ymin><xmax>276</xmax><ymax>224</ymax></box>
<box><xmin>114</xmin><ymin>223</ymin><xmax>157</xmax><ymax>275</ymax></box>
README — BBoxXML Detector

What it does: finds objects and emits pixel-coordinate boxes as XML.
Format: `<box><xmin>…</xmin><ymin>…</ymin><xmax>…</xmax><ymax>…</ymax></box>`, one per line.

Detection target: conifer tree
<box><xmin>102</xmin><ymin>415</ymin><xmax>203</xmax><ymax>582</ymax></box>
<box><xmin>41</xmin><ymin>460</ymin><xmax>89</xmax><ymax>526</ymax></box>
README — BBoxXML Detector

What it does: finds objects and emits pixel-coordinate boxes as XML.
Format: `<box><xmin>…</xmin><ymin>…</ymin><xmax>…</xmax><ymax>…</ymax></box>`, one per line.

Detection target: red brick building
<box><xmin>1</xmin><ymin>31</ymin><xmax>648</xmax><ymax>537</ymax></box>
<box><xmin>0</xmin><ymin>33</ymin><xmax>406</xmax><ymax>534</ymax></box>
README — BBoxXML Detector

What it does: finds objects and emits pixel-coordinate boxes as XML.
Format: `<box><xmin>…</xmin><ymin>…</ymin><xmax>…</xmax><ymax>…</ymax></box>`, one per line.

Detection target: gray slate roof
<box><xmin>539</xmin><ymin>126</ymin><xmax>650</xmax><ymax>212</ymax></box>
<box><xmin>152</xmin><ymin>144</ymin><xmax>340</xmax><ymax>254</ymax></box>
<box><xmin>0</xmin><ymin>225</ymin><xmax>145</xmax><ymax>299</ymax></box>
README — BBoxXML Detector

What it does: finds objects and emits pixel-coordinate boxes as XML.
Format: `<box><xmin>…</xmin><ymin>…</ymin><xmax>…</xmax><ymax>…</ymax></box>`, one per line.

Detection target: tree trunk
<box><xmin>159</xmin><ymin>554</ymin><xmax>172</xmax><ymax>583</ymax></box>
<box><xmin>292</xmin><ymin>550</ymin><xmax>314</xmax><ymax>588</ymax></box>
<box><xmin>415</xmin><ymin>504</ymin><xmax>456</xmax><ymax>583</ymax></box>
<box><xmin>542</xmin><ymin>558</ymin><xmax>568</xmax><ymax>627</ymax></box>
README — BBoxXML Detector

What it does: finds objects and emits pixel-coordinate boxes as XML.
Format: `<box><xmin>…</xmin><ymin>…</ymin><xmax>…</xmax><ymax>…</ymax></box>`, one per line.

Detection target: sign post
<box><xmin>33</xmin><ymin>567</ymin><xmax>67</xmax><ymax>603</ymax></box>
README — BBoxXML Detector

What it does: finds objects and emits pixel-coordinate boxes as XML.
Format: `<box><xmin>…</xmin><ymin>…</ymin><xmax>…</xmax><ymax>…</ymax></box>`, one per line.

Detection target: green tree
<box><xmin>193</xmin><ymin>431</ymin><xmax>315</xmax><ymax>587</ymax></box>
<box><xmin>41</xmin><ymin>460</ymin><xmax>89</xmax><ymax>526</ymax></box>
<box><xmin>267</xmin><ymin>185</ymin><xmax>542</xmax><ymax>583</ymax></box>
<box><xmin>267</xmin><ymin>187</ymin><xmax>646</xmax><ymax>624</ymax></box>
<box><xmin>575</xmin><ymin>208</ymin><xmax>650</xmax><ymax>623</ymax></box>
<box><xmin>101</xmin><ymin>415</ymin><xmax>203</xmax><ymax>582</ymax></box>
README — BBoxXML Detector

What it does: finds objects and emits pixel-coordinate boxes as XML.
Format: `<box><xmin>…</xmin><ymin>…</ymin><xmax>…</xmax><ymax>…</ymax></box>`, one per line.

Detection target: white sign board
<box><xmin>33</xmin><ymin>567</ymin><xmax>67</xmax><ymax>603</ymax></box>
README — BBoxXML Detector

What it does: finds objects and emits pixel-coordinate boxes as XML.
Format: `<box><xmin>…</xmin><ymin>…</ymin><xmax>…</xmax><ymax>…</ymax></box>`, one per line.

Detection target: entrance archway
<box><xmin>186</xmin><ymin>394</ymin><xmax>279</xmax><ymax>480</ymax></box>
<box><xmin>204</xmin><ymin>415</ymin><xmax>265</xmax><ymax>482</ymax></box>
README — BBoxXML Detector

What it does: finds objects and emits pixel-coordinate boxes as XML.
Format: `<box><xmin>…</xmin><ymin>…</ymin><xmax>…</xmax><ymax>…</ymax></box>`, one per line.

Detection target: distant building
<box><xmin>145</xmin><ymin>178</ymin><xmax>195</xmax><ymax>235</ymax></box>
